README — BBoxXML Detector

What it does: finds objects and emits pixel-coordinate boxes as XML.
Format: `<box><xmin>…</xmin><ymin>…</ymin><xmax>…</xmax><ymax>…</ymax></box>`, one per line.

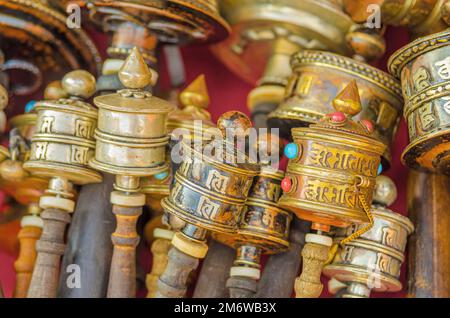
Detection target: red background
<box><xmin>0</xmin><ymin>26</ymin><xmax>410</xmax><ymax>298</ymax></box>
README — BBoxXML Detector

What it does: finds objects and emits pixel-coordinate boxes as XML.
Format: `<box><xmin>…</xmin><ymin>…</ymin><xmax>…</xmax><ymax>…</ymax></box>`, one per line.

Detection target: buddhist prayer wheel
<box><xmin>156</xmin><ymin>110</ymin><xmax>259</xmax><ymax>298</ymax></box>
<box><xmin>278</xmin><ymin>81</ymin><xmax>386</xmax><ymax>298</ymax></box>
<box><xmin>324</xmin><ymin>176</ymin><xmax>414</xmax><ymax>298</ymax></box>
<box><xmin>23</xmin><ymin>70</ymin><xmax>102</xmax><ymax>298</ymax></box>
<box><xmin>268</xmin><ymin>50</ymin><xmax>403</xmax><ymax>170</ymax></box>
<box><xmin>388</xmin><ymin>29</ymin><xmax>450</xmax><ymax>174</ymax></box>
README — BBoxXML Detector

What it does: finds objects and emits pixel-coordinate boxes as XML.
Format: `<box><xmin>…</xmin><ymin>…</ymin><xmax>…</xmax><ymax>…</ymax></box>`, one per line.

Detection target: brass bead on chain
<box><xmin>89</xmin><ymin>47</ymin><xmax>174</xmax><ymax>298</ymax></box>
<box><xmin>24</xmin><ymin>70</ymin><xmax>102</xmax><ymax>298</ymax></box>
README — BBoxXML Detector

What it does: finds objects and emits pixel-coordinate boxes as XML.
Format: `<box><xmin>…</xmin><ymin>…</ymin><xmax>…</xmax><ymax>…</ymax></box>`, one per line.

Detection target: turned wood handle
<box><xmin>14</xmin><ymin>226</ymin><xmax>42</xmax><ymax>298</ymax></box>
<box><xmin>155</xmin><ymin>246</ymin><xmax>199</xmax><ymax>298</ymax></box>
<box><xmin>295</xmin><ymin>242</ymin><xmax>330</xmax><ymax>298</ymax></box>
<box><xmin>226</xmin><ymin>276</ymin><xmax>258</xmax><ymax>298</ymax></box>
<box><xmin>27</xmin><ymin>209</ymin><xmax>71</xmax><ymax>298</ymax></box>
<box><xmin>107</xmin><ymin>205</ymin><xmax>141</xmax><ymax>298</ymax></box>
<box><xmin>146</xmin><ymin>238</ymin><xmax>171</xmax><ymax>298</ymax></box>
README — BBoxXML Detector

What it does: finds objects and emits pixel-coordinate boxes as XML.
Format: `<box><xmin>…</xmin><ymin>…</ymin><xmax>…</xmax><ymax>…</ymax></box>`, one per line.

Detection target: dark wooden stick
<box><xmin>58</xmin><ymin>173</ymin><xmax>115</xmax><ymax>298</ymax></box>
<box><xmin>156</xmin><ymin>246</ymin><xmax>199</xmax><ymax>298</ymax></box>
<box><xmin>193</xmin><ymin>240</ymin><xmax>235</xmax><ymax>298</ymax></box>
<box><xmin>226</xmin><ymin>276</ymin><xmax>258</xmax><ymax>298</ymax></box>
<box><xmin>27</xmin><ymin>209</ymin><xmax>71</xmax><ymax>298</ymax></box>
<box><xmin>107</xmin><ymin>205</ymin><xmax>141</xmax><ymax>298</ymax></box>
<box><xmin>14</xmin><ymin>225</ymin><xmax>42</xmax><ymax>298</ymax></box>
<box><xmin>256</xmin><ymin>218</ymin><xmax>309</xmax><ymax>298</ymax></box>
<box><xmin>407</xmin><ymin>171</ymin><xmax>450</xmax><ymax>297</ymax></box>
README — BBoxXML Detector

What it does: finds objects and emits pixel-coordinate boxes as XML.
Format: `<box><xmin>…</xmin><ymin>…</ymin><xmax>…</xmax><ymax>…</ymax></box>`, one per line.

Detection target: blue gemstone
<box><xmin>154</xmin><ymin>171</ymin><xmax>169</xmax><ymax>180</ymax></box>
<box><xmin>377</xmin><ymin>163</ymin><xmax>383</xmax><ymax>175</ymax></box>
<box><xmin>25</xmin><ymin>100</ymin><xmax>36</xmax><ymax>113</ymax></box>
<box><xmin>284</xmin><ymin>143</ymin><xmax>299</xmax><ymax>159</ymax></box>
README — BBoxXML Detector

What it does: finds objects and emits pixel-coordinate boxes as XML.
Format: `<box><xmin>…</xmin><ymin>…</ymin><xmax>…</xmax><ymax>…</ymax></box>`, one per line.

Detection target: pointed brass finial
<box><xmin>118</xmin><ymin>47</ymin><xmax>153</xmax><ymax>89</ymax></box>
<box><xmin>179</xmin><ymin>75</ymin><xmax>210</xmax><ymax>109</ymax></box>
<box><xmin>332</xmin><ymin>80</ymin><xmax>362</xmax><ymax>116</ymax></box>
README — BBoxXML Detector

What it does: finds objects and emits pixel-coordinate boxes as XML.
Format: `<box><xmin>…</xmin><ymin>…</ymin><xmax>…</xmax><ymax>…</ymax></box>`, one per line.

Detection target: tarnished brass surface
<box><xmin>323</xmin><ymin>176</ymin><xmax>414</xmax><ymax>297</ymax></box>
<box><xmin>161</xmin><ymin>111</ymin><xmax>259</xmax><ymax>235</ymax></box>
<box><xmin>0</xmin><ymin>0</ymin><xmax>101</xmax><ymax>95</ymax></box>
<box><xmin>268</xmin><ymin>50</ymin><xmax>403</xmax><ymax>168</ymax></box>
<box><xmin>388</xmin><ymin>29</ymin><xmax>450</xmax><ymax>173</ymax></box>
<box><xmin>87</xmin><ymin>0</ymin><xmax>230</xmax><ymax>45</ymax></box>
<box><xmin>343</xmin><ymin>0</ymin><xmax>448</xmax><ymax>38</ymax></box>
<box><xmin>212</xmin><ymin>0</ymin><xmax>355</xmax><ymax>85</ymax></box>
<box><xmin>279</xmin><ymin>81</ymin><xmax>386</xmax><ymax>228</ymax></box>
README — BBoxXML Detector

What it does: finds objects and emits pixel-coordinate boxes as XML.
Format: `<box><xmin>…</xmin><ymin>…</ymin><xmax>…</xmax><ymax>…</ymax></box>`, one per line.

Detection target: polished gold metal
<box><xmin>0</xmin><ymin>0</ymin><xmax>101</xmax><ymax>95</ymax></box>
<box><xmin>269</xmin><ymin>50</ymin><xmax>403</xmax><ymax>169</ymax></box>
<box><xmin>88</xmin><ymin>47</ymin><xmax>174</xmax><ymax>298</ymax></box>
<box><xmin>344</xmin><ymin>0</ymin><xmax>449</xmax><ymax>38</ymax></box>
<box><xmin>323</xmin><ymin>175</ymin><xmax>414</xmax><ymax>298</ymax></box>
<box><xmin>388</xmin><ymin>29</ymin><xmax>450</xmax><ymax>174</ymax></box>
<box><xmin>278</xmin><ymin>81</ymin><xmax>386</xmax><ymax>298</ymax></box>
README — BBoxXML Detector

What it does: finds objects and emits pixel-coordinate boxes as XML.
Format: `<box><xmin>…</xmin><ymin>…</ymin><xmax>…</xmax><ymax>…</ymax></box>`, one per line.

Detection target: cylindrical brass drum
<box><xmin>161</xmin><ymin>141</ymin><xmax>259</xmax><ymax>234</ymax></box>
<box><xmin>388</xmin><ymin>29</ymin><xmax>450</xmax><ymax>174</ymax></box>
<box><xmin>24</xmin><ymin>98</ymin><xmax>101</xmax><ymax>185</ymax></box>
<box><xmin>269</xmin><ymin>50</ymin><xmax>402</xmax><ymax>169</ymax></box>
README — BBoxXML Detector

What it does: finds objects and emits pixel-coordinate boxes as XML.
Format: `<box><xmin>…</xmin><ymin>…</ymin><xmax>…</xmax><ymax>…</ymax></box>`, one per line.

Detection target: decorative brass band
<box><xmin>323</xmin><ymin>207</ymin><xmax>414</xmax><ymax>293</ymax></box>
<box><xmin>268</xmin><ymin>50</ymin><xmax>402</xmax><ymax>168</ymax></box>
<box><xmin>388</xmin><ymin>29</ymin><xmax>450</xmax><ymax>173</ymax></box>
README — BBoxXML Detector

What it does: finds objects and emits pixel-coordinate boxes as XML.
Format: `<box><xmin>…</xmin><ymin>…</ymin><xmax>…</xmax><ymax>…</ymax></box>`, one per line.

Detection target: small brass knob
<box><xmin>373</xmin><ymin>175</ymin><xmax>397</xmax><ymax>207</ymax></box>
<box><xmin>217</xmin><ymin>111</ymin><xmax>252</xmax><ymax>137</ymax></box>
<box><xmin>332</xmin><ymin>80</ymin><xmax>362</xmax><ymax>117</ymax></box>
<box><xmin>62</xmin><ymin>70</ymin><xmax>96</xmax><ymax>99</ymax></box>
<box><xmin>44</xmin><ymin>81</ymin><xmax>69</xmax><ymax>100</ymax></box>
<box><xmin>118</xmin><ymin>47</ymin><xmax>153</xmax><ymax>89</ymax></box>
<box><xmin>0</xmin><ymin>159</ymin><xmax>28</xmax><ymax>181</ymax></box>
<box><xmin>179</xmin><ymin>74</ymin><xmax>210</xmax><ymax>109</ymax></box>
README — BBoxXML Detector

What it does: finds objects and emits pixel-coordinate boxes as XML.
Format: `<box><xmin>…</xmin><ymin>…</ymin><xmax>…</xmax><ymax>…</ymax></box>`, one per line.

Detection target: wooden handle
<box><xmin>107</xmin><ymin>204</ymin><xmax>141</xmax><ymax>298</ymax></box>
<box><xmin>295</xmin><ymin>242</ymin><xmax>330</xmax><ymax>298</ymax></box>
<box><xmin>27</xmin><ymin>209</ymin><xmax>71</xmax><ymax>298</ymax></box>
<box><xmin>155</xmin><ymin>246</ymin><xmax>199</xmax><ymax>298</ymax></box>
<box><xmin>226</xmin><ymin>276</ymin><xmax>258</xmax><ymax>298</ymax></box>
<box><xmin>146</xmin><ymin>238</ymin><xmax>171</xmax><ymax>298</ymax></box>
<box><xmin>407</xmin><ymin>171</ymin><xmax>450</xmax><ymax>297</ymax></box>
<box><xmin>14</xmin><ymin>225</ymin><xmax>42</xmax><ymax>298</ymax></box>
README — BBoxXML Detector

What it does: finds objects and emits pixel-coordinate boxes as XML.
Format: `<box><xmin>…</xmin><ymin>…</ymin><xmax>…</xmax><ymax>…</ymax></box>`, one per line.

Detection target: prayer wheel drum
<box><xmin>268</xmin><ymin>50</ymin><xmax>403</xmax><ymax>169</ymax></box>
<box><xmin>388</xmin><ymin>29</ymin><xmax>450</xmax><ymax>174</ymax></box>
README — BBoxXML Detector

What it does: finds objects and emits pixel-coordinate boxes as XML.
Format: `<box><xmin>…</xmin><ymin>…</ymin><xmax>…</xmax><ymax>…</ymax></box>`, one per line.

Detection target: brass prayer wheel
<box><xmin>156</xmin><ymin>111</ymin><xmax>259</xmax><ymax>298</ymax></box>
<box><xmin>268</xmin><ymin>50</ymin><xmax>403</xmax><ymax>169</ymax></box>
<box><xmin>323</xmin><ymin>176</ymin><xmax>414</xmax><ymax>298</ymax></box>
<box><xmin>0</xmin><ymin>0</ymin><xmax>101</xmax><ymax>95</ymax></box>
<box><xmin>278</xmin><ymin>81</ymin><xmax>386</xmax><ymax>298</ymax></box>
<box><xmin>23</xmin><ymin>70</ymin><xmax>101</xmax><ymax>298</ymax></box>
<box><xmin>388</xmin><ymin>29</ymin><xmax>450</xmax><ymax>174</ymax></box>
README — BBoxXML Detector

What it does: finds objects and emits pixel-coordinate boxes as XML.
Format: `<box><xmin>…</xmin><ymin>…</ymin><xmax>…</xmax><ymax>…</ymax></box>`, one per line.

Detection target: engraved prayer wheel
<box><xmin>268</xmin><ymin>50</ymin><xmax>403</xmax><ymax>169</ymax></box>
<box><xmin>388</xmin><ymin>29</ymin><xmax>450</xmax><ymax>174</ymax></box>
<box><xmin>23</xmin><ymin>70</ymin><xmax>101</xmax><ymax>298</ymax></box>
<box><xmin>156</xmin><ymin>110</ymin><xmax>259</xmax><ymax>298</ymax></box>
<box><xmin>89</xmin><ymin>47</ymin><xmax>174</xmax><ymax>298</ymax></box>
<box><xmin>343</xmin><ymin>0</ymin><xmax>449</xmax><ymax>39</ymax></box>
<box><xmin>0</xmin><ymin>0</ymin><xmax>101</xmax><ymax>95</ymax></box>
<box><xmin>278</xmin><ymin>81</ymin><xmax>386</xmax><ymax>298</ymax></box>
<box><xmin>213</xmin><ymin>166</ymin><xmax>292</xmax><ymax>298</ymax></box>
<box><xmin>323</xmin><ymin>175</ymin><xmax>414</xmax><ymax>298</ymax></box>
